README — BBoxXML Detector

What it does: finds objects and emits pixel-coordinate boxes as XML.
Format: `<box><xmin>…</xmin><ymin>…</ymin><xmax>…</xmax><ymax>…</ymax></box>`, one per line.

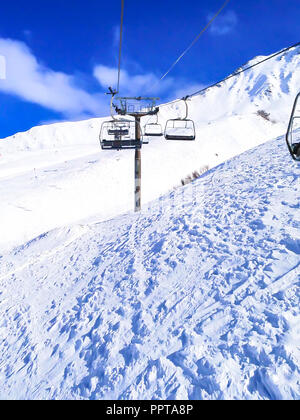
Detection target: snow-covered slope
<box><xmin>0</xmin><ymin>45</ymin><xmax>299</xmax><ymax>250</ymax></box>
<box><xmin>0</xmin><ymin>135</ymin><xmax>299</xmax><ymax>400</ymax></box>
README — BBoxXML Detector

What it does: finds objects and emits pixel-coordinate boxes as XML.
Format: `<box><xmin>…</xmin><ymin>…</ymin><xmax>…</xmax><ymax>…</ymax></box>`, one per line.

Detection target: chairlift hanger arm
<box><xmin>175</xmin><ymin>97</ymin><xmax>190</xmax><ymax>120</ymax></box>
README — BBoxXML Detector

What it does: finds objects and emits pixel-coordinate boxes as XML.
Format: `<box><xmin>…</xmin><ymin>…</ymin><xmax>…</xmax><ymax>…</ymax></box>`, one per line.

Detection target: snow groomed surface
<box><xmin>0</xmin><ymin>135</ymin><xmax>299</xmax><ymax>400</ymax></box>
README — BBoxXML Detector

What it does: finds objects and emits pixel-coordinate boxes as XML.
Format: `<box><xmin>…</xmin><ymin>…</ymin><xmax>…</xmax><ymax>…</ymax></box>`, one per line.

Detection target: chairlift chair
<box><xmin>286</xmin><ymin>92</ymin><xmax>300</xmax><ymax>161</ymax></box>
<box><xmin>164</xmin><ymin>97</ymin><xmax>196</xmax><ymax>141</ymax></box>
<box><xmin>114</xmin><ymin>97</ymin><xmax>160</xmax><ymax>116</ymax></box>
<box><xmin>165</xmin><ymin>119</ymin><xmax>196</xmax><ymax>141</ymax></box>
<box><xmin>100</xmin><ymin>119</ymin><xmax>142</xmax><ymax>151</ymax></box>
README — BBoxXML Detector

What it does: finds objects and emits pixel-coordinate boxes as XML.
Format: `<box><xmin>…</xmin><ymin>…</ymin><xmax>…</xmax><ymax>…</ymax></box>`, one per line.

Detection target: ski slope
<box><xmin>0</xmin><ymin>134</ymin><xmax>299</xmax><ymax>400</ymax></box>
<box><xmin>0</xmin><ymin>45</ymin><xmax>300</xmax><ymax>251</ymax></box>
<box><xmin>0</xmin><ymin>113</ymin><xmax>285</xmax><ymax>252</ymax></box>
<box><xmin>0</xmin><ymin>45</ymin><xmax>299</xmax><ymax>400</ymax></box>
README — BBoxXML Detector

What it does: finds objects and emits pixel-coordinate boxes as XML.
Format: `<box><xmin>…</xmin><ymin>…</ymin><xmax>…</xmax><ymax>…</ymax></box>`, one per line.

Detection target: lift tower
<box><xmin>100</xmin><ymin>96</ymin><xmax>159</xmax><ymax>212</ymax></box>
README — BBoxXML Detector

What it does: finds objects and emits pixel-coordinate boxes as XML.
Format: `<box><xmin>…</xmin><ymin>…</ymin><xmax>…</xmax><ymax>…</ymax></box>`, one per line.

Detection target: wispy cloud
<box><xmin>93</xmin><ymin>64</ymin><xmax>200</xmax><ymax>100</ymax></box>
<box><xmin>209</xmin><ymin>10</ymin><xmax>238</xmax><ymax>36</ymax></box>
<box><xmin>0</xmin><ymin>37</ymin><xmax>107</xmax><ymax>118</ymax></box>
<box><xmin>23</xmin><ymin>30</ymin><xmax>33</xmax><ymax>41</ymax></box>
<box><xmin>0</xmin><ymin>37</ymin><xmax>205</xmax><ymax>120</ymax></box>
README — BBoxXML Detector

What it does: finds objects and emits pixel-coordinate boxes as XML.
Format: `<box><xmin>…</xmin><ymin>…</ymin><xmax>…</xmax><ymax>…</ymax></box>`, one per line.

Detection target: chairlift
<box><xmin>100</xmin><ymin>119</ymin><xmax>142</xmax><ymax>151</ymax></box>
<box><xmin>164</xmin><ymin>97</ymin><xmax>196</xmax><ymax>141</ymax></box>
<box><xmin>288</xmin><ymin>117</ymin><xmax>300</xmax><ymax>159</ymax></box>
<box><xmin>144</xmin><ymin>114</ymin><xmax>163</xmax><ymax>137</ymax></box>
<box><xmin>99</xmin><ymin>93</ymin><xmax>161</xmax><ymax>151</ymax></box>
<box><xmin>286</xmin><ymin>92</ymin><xmax>300</xmax><ymax>161</ymax></box>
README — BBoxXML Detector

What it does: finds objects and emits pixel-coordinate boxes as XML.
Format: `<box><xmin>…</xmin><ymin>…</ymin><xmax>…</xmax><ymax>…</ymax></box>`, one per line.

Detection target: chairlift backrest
<box><xmin>164</xmin><ymin>119</ymin><xmax>196</xmax><ymax>141</ymax></box>
<box><xmin>286</xmin><ymin>92</ymin><xmax>300</xmax><ymax>161</ymax></box>
<box><xmin>108</xmin><ymin>129</ymin><xmax>129</xmax><ymax>136</ymax></box>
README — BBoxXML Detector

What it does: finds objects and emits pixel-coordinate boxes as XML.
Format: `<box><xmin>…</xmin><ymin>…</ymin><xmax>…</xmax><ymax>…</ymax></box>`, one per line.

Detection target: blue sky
<box><xmin>0</xmin><ymin>0</ymin><xmax>299</xmax><ymax>138</ymax></box>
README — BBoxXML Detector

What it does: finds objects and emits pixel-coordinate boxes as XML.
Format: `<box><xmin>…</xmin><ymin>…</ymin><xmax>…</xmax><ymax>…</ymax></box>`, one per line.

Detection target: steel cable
<box><xmin>160</xmin><ymin>0</ymin><xmax>230</xmax><ymax>81</ymax></box>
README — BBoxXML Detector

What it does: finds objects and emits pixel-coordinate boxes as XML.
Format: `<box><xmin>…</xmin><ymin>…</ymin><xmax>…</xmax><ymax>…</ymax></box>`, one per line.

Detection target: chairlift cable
<box><xmin>117</xmin><ymin>0</ymin><xmax>125</xmax><ymax>93</ymax></box>
<box><xmin>159</xmin><ymin>40</ymin><xmax>300</xmax><ymax>109</ymax></box>
<box><xmin>189</xmin><ymin>40</ymin><xmax>300</xmax><ymax>98</ymax></box>
<box><xmin>160</xmin><ymin>0</ymin><xmax>230</xmax><ymax>81</ymax></box>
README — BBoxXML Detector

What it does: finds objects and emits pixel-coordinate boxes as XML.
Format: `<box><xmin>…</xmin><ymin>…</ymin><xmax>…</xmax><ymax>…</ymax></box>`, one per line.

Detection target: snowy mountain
<box><xmin>0</xmin><ymin>45</ymin><xmax>299</xmax><ymax>400</ymax></box>
<box><xmin>0</xmin><ymin>45</ymin><xmax>299</xmax><ymax>251</ymax></box>
<box><xmin>0</xmin><ymin>134</ymin><xmax>299</xmax><ymax>400</ymax></box>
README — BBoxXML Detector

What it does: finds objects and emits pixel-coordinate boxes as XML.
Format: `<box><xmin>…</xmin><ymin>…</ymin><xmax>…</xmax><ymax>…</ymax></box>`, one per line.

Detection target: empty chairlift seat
<box><xmin>144</xmin><ymin>122</ymin><xmax>163</xmax><ymax>137</ymax></box>
<box><xmin>100</xmin><ymin>120</ymin><xmax>142</xmax><ymax>150</ymax></box>
<box><xmin>164</xmin><ymin>97</ymin><xmax>196</xmax><ymax>141</ymax></box>
<box><xmin>165</xmin><ymin>119</ymin><xmax>196</xmax><ymax>141</ymax></box>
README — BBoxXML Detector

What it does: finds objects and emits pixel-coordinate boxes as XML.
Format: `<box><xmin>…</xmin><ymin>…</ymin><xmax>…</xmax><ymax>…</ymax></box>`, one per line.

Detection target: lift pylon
<box><xmin>100</xmin><ymin>95</ymin><xmax>160</xmax><ymax>212</ymax></box>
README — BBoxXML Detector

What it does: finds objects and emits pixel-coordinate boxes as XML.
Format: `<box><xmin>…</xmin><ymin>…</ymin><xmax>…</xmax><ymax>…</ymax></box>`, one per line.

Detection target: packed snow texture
<box><xmin>0</xmin><ymin>46</ymin><xmax>299</xmax><ymax>400</ymax></box>
<box><xmin>0</xmin><ymin>136</ymin><xmax>299</xmax><ymax>400</ymax></box>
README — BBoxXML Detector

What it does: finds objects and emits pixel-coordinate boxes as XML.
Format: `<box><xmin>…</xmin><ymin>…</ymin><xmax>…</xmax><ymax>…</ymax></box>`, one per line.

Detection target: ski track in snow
<box><xmin>0</xmin><ymin>136</ymin><xmax>299</xmax><ymax>400</ymax></box>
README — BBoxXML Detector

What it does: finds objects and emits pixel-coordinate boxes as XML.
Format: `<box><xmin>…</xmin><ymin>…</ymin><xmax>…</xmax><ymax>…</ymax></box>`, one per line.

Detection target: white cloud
<box><xmin>0</xmin><ymin>37</ymin><xmax>106</xmax><ymax>117</ymax></box>
<box><xmin>0</xmin><ymin>54</ymin><xmax>6</xmax><ymax>79</ymax></box>
<box><xmin>94</xmin><ymin>64</ymin><xmax>206</xmax><ymax>103</ymax></box>
<box><xmin>0</xmin><ymin>37</ymin><xmax>206</xmax><ymax>120</ymax></box>
<box><xmin>209</xmin><ymin>10</ymin><xmax>238</xmax><ymax>36</ymax></box>
<box><xmin>93</xmin><ymin>64</ymin><xmax>186</xmax><ymax>98</ymax></box>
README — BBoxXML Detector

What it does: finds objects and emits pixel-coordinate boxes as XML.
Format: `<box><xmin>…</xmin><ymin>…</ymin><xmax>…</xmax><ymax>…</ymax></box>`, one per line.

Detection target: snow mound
<box><xmin>0</xmin><ymin>135</ymin><xmax>299</xmax><ymax>400</ymax></box>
